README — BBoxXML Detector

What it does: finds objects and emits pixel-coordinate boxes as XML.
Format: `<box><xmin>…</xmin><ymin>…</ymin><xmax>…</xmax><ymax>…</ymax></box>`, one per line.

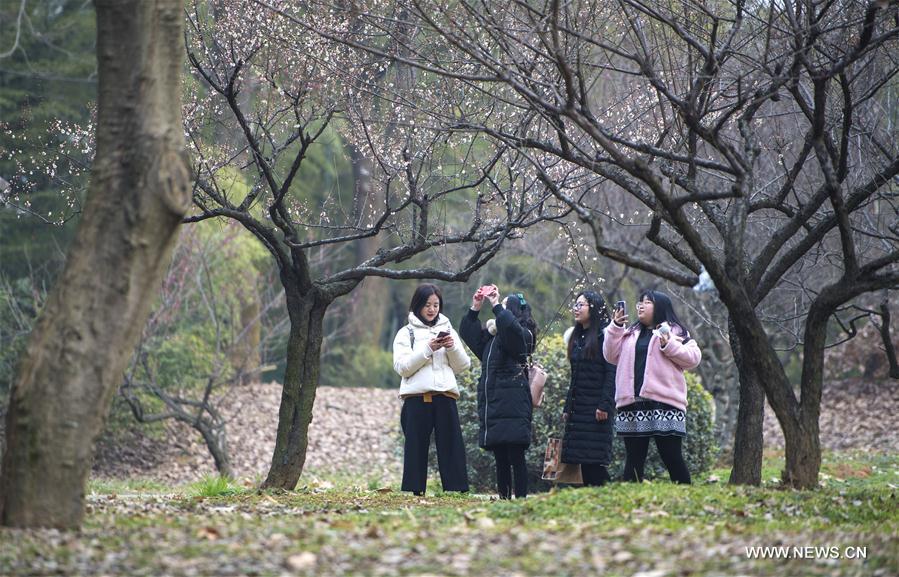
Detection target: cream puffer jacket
<box><xmin>393</xmin><ymin>312</ymin><xmax>471</xmax><ymax>397</ymax></box>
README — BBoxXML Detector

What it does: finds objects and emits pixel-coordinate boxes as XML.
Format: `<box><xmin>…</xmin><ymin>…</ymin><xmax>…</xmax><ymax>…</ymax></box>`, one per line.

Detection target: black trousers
<box><xmin>622</xmin><ymin>435</ymin><xmax>691</xmax><ymax>484</ymax></box>
<box><xmin>493</xmin><ymin>444</ymin><xmax>528</xmax><ymax>499</ymax></box>
<box><xmin>401</xmin><ymin>395</ymin><xmax>469</xmax><ymax>494</ymax></box>
<box><xmin>580</xmin><ymin>463</ymin><xmax>611</xmax><ymax>487</ymax></box>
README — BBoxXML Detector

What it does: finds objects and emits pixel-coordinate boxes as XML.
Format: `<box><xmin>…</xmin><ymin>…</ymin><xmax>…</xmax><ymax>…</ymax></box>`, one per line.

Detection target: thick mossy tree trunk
<box><xmin>0</xmin><ymin>0</ymin><xmax>190</xmax><ymax>529</ymax></box>
<box><xmin>261</xmin><ymin>281</ymin><xmax>330</xmax><ymax>490</ymax></box>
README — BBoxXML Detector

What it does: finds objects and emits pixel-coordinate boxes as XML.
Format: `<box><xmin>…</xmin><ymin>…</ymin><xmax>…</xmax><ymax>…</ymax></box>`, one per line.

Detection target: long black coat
<box><xmin>460</xmin><ymin>305</ymin><xmax>534</xmax><ymax>449</ymax></box>
<box><xmin>562</xmin><ymin>328</ymin><xmax>617</xmax><ymax>465</ymax></box>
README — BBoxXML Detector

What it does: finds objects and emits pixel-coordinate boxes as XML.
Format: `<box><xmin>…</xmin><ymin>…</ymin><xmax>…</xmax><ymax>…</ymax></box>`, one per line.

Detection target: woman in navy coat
<box><xmin>562</xmin><ymin>290</ymin><xmax>617</xmax><ymax>486</ymax></box>
<box><xmin>460</xmin><ymin>286</ymin><xmax>536</xmax><ymax>499</ymax></box>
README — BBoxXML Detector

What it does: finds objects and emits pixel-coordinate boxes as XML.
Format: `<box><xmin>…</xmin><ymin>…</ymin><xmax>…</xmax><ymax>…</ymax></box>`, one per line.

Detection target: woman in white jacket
<box><xmin>393</xmin><ymin>283</ymin><xmax>471</xmax><ymax>495</ymax></box>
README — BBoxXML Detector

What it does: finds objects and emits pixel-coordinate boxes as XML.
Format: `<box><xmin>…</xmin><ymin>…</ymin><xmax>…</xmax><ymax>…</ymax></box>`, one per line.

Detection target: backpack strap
<box><xmin>407</xmin><ymin>325</ymin><xmax>415</xmax><ymax>349</ymax></box>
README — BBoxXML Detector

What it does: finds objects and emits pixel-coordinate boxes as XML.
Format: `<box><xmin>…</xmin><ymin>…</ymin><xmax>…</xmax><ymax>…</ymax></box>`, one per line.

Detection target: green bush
<box><xmin>321</xmin><ymin>344</ymin><xmax>397</xmax><ymax>389</ymax></box>
<box><xmin>104</xmin><ymin>221</ymin><xmax>269</xmax><ymax>440</ymax></box>
<box><xmin>455</xmin><ymin>333</ymin><xmax>718</xmax><ymax>492</ymax></box>
<box><xmin>0</xmin><ymin>277</ymin><xmax>45</xmax><ymax>403</ymax></box>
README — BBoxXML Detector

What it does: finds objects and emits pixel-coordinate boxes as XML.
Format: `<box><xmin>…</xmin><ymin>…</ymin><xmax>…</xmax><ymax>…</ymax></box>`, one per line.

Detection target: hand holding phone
<box><xmin>474</xmin><ymin>285</ymin><xmax>499</xmax><ymax>310</ymax></box>
<box><xmin>475</xmin><ymin>284</ymin><xmax>497</xmax><ymax>298</ymax></box>
<box><xmin>485</xmin><ymin>286</ymin><xmax>501</xmax><ymax>306</ymax></box>
<box><xmin>655</xmin><ymin>322</ymin><xmax>672</xmax><ymax>347</ymax></box>
<box><xmin>613</xmin><ymin>300</ymin><xmax>628</xmax><ymax>326</ymax></box>
<box><xmin>434</xmin><ymin>330</ymin><xmax>453</xmax><ymax>350</ymax></box>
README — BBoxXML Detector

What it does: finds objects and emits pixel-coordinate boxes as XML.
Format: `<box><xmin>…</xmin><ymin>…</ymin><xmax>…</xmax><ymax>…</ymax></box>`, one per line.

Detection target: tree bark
<box><xmin>780</xmin><ymin>411</ymin><xmax>821</xmax><ymax>489</ymax></box>
<box><xmin>780</xmin><ymin>302</ymin><xmax>827</xmax><ymax>489</ymax></box>
<box><xmin>877</xmin><ymin>298</ymin><xmax>899</xmax><ymax>379</ymax></box>
<box><xmin>0</xmin><ymin>0</ymin><xmax>190</xmax><ymax>528</ymax></box>
<box><xmin>727</xmin><ymin>321</ymin><xmax>764</xmax><ymax>485</ymax></box>
<box><xmin>198</xmin><ymin>423</ymin><xmax>233</xmax><ymax>479</ymax></box>
<box><xmin>261</xmin><ymin>282</ymin><xmax>330</xmax><ymax>489</ymax></box>
<box><xmin>725</xmin><ymin>292</ymin><xmax>822</xmax><ymax>489</ymax></box>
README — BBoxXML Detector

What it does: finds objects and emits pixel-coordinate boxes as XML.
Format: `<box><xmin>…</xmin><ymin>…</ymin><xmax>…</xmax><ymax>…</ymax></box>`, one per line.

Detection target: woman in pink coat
<box><xmin>603</xmin><ymin>290</ymin><xmax>701</xmax><ymax>484</ymax></box>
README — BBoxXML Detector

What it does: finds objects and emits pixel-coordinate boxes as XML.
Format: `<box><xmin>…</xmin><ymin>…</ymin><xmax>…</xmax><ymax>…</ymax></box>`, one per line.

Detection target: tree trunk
<box><xmin>262</xmin><ymin>284</ymin><xmax>329</xmax><ymax>489</ymax></box>
<box><xmin>0</xmin><ymin>0</ymin><xmax>190</xmax><ymax>529</ymax></box>
<box><xmin>711</xmin><ymin>283</ymin><xmax>785</xmax><ymax>487</ymax></box>
<box><xmin>726</xmin><ymin>297</ymin><xmax>822</xmax><ymax>489</ymax></box>
<box><xmin>779</xmin><ymin>303</ymin><xmax>827</xmax><ymax>489</ymax></box>
<box><xmin>728</xmin><ymin>320</ymin><xmax>764</xmax><ymax>485</ymax></box>
<box><xmin>876</xmin><ymin>297</ymin><xmax>899</xmax><ymax>379</ymax></box>
<box><xmin>780</xmin><ymin>411</ymin><xmax>821</xmax><ymax>488</ymax></box>
<box><xmin>198</xmin><ymin>423</ymin><xmax>233</xmax><ymax>479</ymax></box>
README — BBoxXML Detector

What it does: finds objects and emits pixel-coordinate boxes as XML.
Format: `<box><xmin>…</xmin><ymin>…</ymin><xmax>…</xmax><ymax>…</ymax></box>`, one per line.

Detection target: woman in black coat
<box><xmin>562</xmin><ymin>290</ymin><xmax>617</xmax><ymax>486</ymax></box>
<box><xmin>460</xmin><ymin>286</ymin><xmax>536</xmax><ymax>499</ymax></box>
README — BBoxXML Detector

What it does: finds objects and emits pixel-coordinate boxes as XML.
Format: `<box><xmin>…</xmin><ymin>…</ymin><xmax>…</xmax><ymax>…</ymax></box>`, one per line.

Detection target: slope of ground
<box><xmin>86</xmin><ymin>378</ymin><xmax>899</xmax><ymax>485</ymax></box>
<box><xmin>92</xmin><ymin>384</ymin><xmax>402</xmax><ymax>485</ymax></box>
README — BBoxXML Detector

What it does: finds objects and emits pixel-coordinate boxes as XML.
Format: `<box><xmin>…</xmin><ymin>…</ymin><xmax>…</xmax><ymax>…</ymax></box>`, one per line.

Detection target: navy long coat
<box><xmin>562</xmin><ymin>328</ymin><xmax>617</xmax><ymax>465</ymax></box>
<box><xmin>460</xmin><ymin>304</ymin><xmax>534</xmax><ymax>449</ymax></box>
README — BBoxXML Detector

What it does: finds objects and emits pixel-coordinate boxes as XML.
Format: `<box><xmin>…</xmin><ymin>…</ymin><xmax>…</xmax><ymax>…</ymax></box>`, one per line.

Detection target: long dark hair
<box><xmin>409</xmin><ymin>283</ymin><xmax>443</xmax><ymax>326</ymax></box>
<box><xmin>632</xmin><ymin>289</ymin><xmax>691</xmax><ymax>342</ymax></box>
<box><xmin>505</xmin><ymin>292</ymin><xmax>538</xmax><ymax>352</ymax></box>
<box><xmin>567</xmin><ymin>290</ymin><xmax>610</xmax><ymax>360</ymax></box>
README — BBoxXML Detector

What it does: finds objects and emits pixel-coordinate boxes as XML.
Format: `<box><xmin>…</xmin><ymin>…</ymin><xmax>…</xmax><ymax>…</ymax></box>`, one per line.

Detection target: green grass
<box><xmin>3</xmin><ymin>450</ymin><xmax>897</xmax><ymax>576</ymax></box>
<box><xmin>188</xmin><ymin>474</ymin><xmax>245</xmax><ymax>497</ymax></box>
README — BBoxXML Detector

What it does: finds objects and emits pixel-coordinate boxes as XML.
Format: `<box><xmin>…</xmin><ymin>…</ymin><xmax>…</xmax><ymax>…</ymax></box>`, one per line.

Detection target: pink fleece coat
<box><xmin>602</xmin><ymin>322</ymin><xmax>701</xmax><ymax>411</ymax></box>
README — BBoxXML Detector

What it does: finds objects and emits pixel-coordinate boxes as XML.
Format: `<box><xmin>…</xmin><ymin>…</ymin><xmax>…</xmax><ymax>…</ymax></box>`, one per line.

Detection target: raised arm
<box><xmin>603</xmin><ymin>321</ymin><xmax>627</xmax><ymax>365</ymax></box>
<box><xmin>459</xmin><ymin>308</ymin><xmax>488</xmax><ymax>361</ymax></box>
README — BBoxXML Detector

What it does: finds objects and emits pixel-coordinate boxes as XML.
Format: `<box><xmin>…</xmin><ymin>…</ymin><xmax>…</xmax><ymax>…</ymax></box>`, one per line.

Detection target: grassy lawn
<box><xmin>1</xmin><ymin>450</ymin><xmax>896</xmax><ymax>576</ymax></box>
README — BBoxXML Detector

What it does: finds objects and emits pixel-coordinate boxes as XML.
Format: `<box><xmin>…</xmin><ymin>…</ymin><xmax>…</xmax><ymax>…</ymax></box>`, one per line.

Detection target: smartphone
<box><xmin>477</xmin><ymin>284</ymin><xmax>496</xmax><ymax>297</ymax></box>
<box><xmin>436</xmin><ymin>331</ymin><xmax>450</xmax><ymax>339</ymax></box>
<box><xmin>615</xmin><ymin>300</ymin><xmax>627</xmax><ymax>315</ymax></box>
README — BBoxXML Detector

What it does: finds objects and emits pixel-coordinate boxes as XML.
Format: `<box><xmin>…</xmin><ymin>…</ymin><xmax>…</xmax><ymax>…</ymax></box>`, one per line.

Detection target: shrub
<box><xmin>455</xmin><ymin>333</ymin><xmax>718</xmax><ymax>492</ymax></box>
<box><xmin>320</xmin><ymin>344</ymin><xmax>397</xmax><ymax>388</ymax></box>
<box><xmin>0</xmin><ymin>276</ymin><xmax>45</xmax><ymax>402</ymax></box>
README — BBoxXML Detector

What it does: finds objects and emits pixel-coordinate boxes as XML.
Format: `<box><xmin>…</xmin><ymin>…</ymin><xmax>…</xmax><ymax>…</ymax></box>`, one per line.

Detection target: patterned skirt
<box><xmin>615</xmin><ymin>400</ymin><xmax>686</xmax><ymax>437</ymax></box>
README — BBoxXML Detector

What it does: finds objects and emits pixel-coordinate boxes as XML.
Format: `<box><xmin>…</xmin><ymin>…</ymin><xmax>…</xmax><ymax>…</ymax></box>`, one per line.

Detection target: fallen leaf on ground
<box><xmin>286</xmin><ymin>552</ymin><xmax>317</xmax><ymax>571</ymax></box>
